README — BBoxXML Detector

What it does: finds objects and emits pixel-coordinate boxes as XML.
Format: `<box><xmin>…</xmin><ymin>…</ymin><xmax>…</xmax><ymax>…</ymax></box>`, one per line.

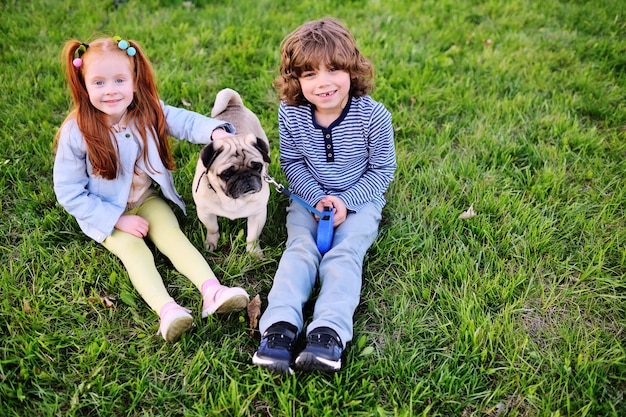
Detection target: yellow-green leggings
<box><xmin>102</xmin><ymin>195</ymin><xmax>217</xmax><ymax>313</ymax></box>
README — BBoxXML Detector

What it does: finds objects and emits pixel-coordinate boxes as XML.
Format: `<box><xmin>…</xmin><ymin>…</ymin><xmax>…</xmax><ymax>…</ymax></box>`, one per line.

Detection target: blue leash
<box><xmin>264</xmin><ymin>174</ymin><xmax>334</xmax><ymax>254</ymax></box>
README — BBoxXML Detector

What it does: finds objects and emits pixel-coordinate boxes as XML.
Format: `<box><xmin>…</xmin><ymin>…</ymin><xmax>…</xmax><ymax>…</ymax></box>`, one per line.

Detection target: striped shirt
<box><xmin>279</xmin><ymin>95</ymin><xmax>397</xmax><ymax>212</ymax></box>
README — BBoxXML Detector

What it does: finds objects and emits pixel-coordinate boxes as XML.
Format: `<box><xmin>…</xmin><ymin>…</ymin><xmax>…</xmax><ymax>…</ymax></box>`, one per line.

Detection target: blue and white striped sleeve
<box><xmin>338</xmin><ymin>103</ymin><xmax>396</xmax><ymax>210</ymax></box>
<box><xmin>278</xmin><ymin>105</ymin><xmax>327</xmax><ymax>206</ymax></box>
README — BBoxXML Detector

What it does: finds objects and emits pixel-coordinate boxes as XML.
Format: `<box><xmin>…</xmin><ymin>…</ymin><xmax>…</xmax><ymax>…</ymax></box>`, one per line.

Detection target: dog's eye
<box><xmin>219</xmin><ymin>167</ymin><xmax>235</xmax><ymax>181</ymax></box>
<box><xmin>251</xmin><ymin>162</ymin><xmax>263</xmax><ymax>173</ymax></box>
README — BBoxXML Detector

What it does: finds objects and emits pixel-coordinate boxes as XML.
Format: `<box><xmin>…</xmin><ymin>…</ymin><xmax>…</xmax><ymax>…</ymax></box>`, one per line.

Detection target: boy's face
<box><xmin>298</xmin><ymin>64</ymin><xmax>351</xmax><ymax>118</ymax></box>
<box><xmin>83</xmin><ymin>52</ymin><xmax>135</xmax><ymax>125</ymax></box>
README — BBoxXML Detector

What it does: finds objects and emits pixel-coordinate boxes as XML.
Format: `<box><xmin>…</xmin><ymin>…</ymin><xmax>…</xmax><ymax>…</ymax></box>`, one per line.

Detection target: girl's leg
<box><xmin>137</xmin><ymin>196</ymin><xmax>217</xmax><ymax>288</ymax></box>
<box><xmin>138</xmin><ymin>196</ymin><xmax>248</xmax><ymax>316</ymax></box>
<box><xmin>309</xmin><ymin>202</ymin><xmax>382</xmax><ymax>345</ymax></box>
<box><xmin>101</xmin><ymin>228</ymin><xmax>173</xmax><ymax>313</ymax></box>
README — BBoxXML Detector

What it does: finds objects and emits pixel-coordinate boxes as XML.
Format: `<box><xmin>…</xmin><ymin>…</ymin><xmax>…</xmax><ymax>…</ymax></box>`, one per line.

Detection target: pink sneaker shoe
<box><xmin>202</xmin><ymin>285</ymin><xmax>249</xmax><ymax>318</ymax></box>
<box><xmin>157</xmin><ymin>301</ymin><xmax>193</xmax><ymax>342</ymax></box>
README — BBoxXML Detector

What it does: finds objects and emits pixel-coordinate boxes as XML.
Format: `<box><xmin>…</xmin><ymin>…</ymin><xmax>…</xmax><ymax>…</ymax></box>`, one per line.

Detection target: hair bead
<box><xmin>72</xmin><ymin>43</ymin><xmax>88</xmax><ymax>69</ymax></box>
<box><xmin>114</xmin><ymin>36</ymin><xmax>136</xmax><ymax>57</ymax></box>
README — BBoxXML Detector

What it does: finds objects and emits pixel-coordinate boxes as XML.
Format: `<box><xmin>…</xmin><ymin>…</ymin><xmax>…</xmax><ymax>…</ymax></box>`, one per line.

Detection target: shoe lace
<box><xmin>266</xmin><ymin>332</ymin><xmax>294</xmax><ymax>350</ymax></box>
<box><xmin>309</xmin><ymin>332</ymin><xmax>338</xmax><ymax>348</ymax></box>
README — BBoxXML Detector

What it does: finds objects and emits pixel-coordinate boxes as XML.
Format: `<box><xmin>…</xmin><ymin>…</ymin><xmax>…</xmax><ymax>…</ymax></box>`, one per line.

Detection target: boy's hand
<box><xmin>115</xmin><ymin>214</ymin><xmax>149</xmax><ymax>238</ymax></box>
<box><xmin>316</xmin><ymin>196</ymin><xmax>347</xmax><ymax>227</ymax></box>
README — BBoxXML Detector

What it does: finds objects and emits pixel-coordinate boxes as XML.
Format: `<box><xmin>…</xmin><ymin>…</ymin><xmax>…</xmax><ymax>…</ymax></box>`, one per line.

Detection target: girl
<box><xmin>53</xmin><ymin>35</ymin><xmax>249</xmax><ymax>342</ymax></box>
<box><xmin>252</xmin><ymin>18</ymin><xmax>396</xmax><ymax>373</ymax></box>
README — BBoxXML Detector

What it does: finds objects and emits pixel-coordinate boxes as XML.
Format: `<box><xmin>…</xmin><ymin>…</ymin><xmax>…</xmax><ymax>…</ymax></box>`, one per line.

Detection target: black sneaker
<box><xmin>294</xmin><ymin>327</ymin><xmax>343</xmax><ymax>372</ymax></box>
<box><xmin>252</xmin><ymin>321</ymin><xmax>298</xmax><ymax>375</ymax></box>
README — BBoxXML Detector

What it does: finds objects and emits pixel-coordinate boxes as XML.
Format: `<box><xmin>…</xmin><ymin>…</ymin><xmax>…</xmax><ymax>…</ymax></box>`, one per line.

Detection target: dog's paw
<box><xmin>205</xmin><ymin>233</ymin><xmax>220</xmax><ymax>251</ymax></box>
<box><xmin>246</xmin><ymin>242</ymin><xmax>265</xmax><ymax>260</ymax></box>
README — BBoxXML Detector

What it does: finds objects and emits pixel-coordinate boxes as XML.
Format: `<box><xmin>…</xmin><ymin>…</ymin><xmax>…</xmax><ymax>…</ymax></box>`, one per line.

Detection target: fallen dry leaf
<box><xmin>101</xmin><ymin>296</ymin><xmax>115</xmax><ymax>308</ymax></box>
<box><xmin>247</xmin><ymin>294</ymin><xmax>261</xmax><ymax>337</ymax></box>
<box><xmin>23</xmin><ymin>298</ymin><xmax>31</xmax><ymax>313</ymax></box>
<box><xmin>181</xmin><ymin>98</ymin><xmax>192</xmax><ymax>107</ymax></box>
<box><xmin>458</xmin><ymin>204</ymin><xmax>477</xmax><ymax>219</ymax></box>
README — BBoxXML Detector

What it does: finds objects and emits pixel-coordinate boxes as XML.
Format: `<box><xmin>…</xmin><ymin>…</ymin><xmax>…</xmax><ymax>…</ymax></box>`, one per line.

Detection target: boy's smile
<box><xmin>299</xmin><ymin>64</ymin><xmax>351</xmax><ymax>125</ymax></box>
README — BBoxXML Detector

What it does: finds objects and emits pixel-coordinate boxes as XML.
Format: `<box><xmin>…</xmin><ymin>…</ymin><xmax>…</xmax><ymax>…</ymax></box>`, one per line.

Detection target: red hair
<box><xmin>54</xmin><ymin>37</ymin><xmax>174</xmax><ymax>179</ymax></box>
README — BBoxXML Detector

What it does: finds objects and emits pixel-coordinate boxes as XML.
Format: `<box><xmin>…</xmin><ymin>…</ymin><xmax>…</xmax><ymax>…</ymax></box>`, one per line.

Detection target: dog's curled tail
<box><xmin>211</xmin><ymin>88</ymin><xmax>244</xmax><ymax>117</ymax></box>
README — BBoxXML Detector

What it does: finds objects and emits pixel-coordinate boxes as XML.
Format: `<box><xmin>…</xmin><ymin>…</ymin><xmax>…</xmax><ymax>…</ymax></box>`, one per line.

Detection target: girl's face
<box><xmin>83</xmin><ymin>52</ymin><xmax>135</xmax><ymax>125</ymax></box>
<box><xmin>298</xmin><ymin>63</ymin><xmax>351</xmax><ymax>119</ymax></box>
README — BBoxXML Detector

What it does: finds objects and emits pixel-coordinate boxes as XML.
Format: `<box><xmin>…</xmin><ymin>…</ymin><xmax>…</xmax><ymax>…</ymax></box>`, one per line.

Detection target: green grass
<box><xmin>1</xmin><ymin>0</ymin><xmax>625</xmax><ymax>415</ymax></box>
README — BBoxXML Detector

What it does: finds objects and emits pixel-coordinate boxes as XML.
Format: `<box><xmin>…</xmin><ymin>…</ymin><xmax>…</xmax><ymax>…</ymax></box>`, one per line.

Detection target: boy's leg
<box><xmin>308</xmin><ymin>201</ymin><xmax>382</xmax><ymax>345</ymax></box>
<box><xmin>254</xmin><ymin>201</ymin><xmax>321</xmax><ymax>373</ymax></box>
<box><xmin>258</xmin><ymin>201</ymin><xmax>321</xmax><ymax>334</ymax></box>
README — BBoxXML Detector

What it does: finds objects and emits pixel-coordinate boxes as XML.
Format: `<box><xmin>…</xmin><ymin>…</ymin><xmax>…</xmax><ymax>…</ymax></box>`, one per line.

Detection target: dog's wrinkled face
<box><xmin>200</xmin><ymin>133</ymin><xmax>271</xmax><ymax>199</ymax></box>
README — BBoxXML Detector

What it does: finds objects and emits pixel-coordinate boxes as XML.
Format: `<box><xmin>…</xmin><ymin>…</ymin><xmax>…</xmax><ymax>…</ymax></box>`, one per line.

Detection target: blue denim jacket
<box><xmin>53</xmin><ymin>102</ymin><xmax>234</xmax><ymax>242</ymax></box>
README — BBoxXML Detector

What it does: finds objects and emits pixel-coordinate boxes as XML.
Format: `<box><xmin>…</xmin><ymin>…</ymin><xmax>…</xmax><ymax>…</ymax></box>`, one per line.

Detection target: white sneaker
<box><xmin>157</xmin><ymin>301</ymin><xmax>193</xmax><ymax>342</ymax></box>
<box><xmin>202</xmin><ymin>285</ymin><xmax>249</xmax><ymax>318</ymax></box>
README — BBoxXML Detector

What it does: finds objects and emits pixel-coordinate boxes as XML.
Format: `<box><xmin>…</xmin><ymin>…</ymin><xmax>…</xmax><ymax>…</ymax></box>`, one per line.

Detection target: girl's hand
<box><xmin>316</xmin><ymin>196</ymin><xmax>347</xmax><ymax>227</ymax></box>
<box><xmin>211</xmin><ymin>127</ymin><xmax>232</xmax><ymax>140</ymax></box>
<box><xmin>115</xmin><ymin>214</ymin><xmax>149</xmax><ymax>238</ymax></box>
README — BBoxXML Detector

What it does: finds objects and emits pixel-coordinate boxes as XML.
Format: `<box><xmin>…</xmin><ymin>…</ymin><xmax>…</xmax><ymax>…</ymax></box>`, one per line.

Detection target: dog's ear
<box><xmin>200</xmin><ymin>143</ymin><xmax>223</xmax><ymax>168</ymax></box>
<box><xmin>254</xmin><ymin>138</ymin><xmax>271</xmax><ymax>163</ymax></box>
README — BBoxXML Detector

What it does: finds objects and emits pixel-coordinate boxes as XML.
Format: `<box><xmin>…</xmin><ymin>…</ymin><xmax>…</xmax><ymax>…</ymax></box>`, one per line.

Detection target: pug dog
<box><xmin>192</xmin><ymin>88</ymin><xmax>270</xmax><ymax>257</ymax></box>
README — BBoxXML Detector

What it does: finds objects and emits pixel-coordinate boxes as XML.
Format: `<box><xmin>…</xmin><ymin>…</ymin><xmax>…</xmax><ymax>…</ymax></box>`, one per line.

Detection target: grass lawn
<box><xmin>1</xmin><ymin>0</ymin><xmax>625</xmax><ymax>415</ymax></box>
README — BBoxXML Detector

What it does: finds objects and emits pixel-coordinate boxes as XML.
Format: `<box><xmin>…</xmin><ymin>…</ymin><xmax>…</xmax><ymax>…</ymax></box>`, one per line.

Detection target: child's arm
<box><xmin>53</xmin><ymin>121</ymin><xmax>125</xmax><ymax>242</ymax></box>
<box><xmin>278</xmin><ymin>105</ymin><xmax>327</xmax><ymax>207</ymax></box>
<box><xmin>335</xmin><ymin>103</ymin><xmax>396</xmax><ymax>210</ymax></box>
<box><xmin>162</xmin><ymin>102</ymin><xmax>235</xmax><ymax>144</ymax></box>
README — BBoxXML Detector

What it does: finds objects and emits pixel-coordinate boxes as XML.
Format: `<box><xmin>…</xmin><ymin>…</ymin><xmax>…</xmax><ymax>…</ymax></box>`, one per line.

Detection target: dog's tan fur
<box><xmin>192</xmin><ymin>88</ymin><xmax>270</xmax><ymax>257</ymax></box>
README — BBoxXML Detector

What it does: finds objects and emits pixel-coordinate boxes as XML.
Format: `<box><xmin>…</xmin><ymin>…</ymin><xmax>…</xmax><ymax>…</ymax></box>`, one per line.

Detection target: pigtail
<box><xmin>54</xmin><ymin>41</ymin><xmax>90</xmax><ymax>150</ymax></box>
<box><xmin>63</xmin><ymin>41</ymin><xmax>86</xmax><ymax>106</ymax></box>
<box><xmin>126</xmin><ymin>40</ymin><xmax>175</xmax><ymax>172</ymax></box>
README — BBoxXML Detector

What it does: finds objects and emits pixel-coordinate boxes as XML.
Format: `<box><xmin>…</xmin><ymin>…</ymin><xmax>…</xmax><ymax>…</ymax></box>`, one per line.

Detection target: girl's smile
<box><xmin>83</xmin><ymin>52</ymin><xmax>135</xmax><ymax>125</ymax></box>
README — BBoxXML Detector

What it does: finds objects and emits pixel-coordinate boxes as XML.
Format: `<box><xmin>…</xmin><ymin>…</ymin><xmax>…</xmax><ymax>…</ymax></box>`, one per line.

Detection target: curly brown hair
<box><xmin>274</xmin><ymin>17</ymin><xmax>374</xmax><ymax>106</ymax></box>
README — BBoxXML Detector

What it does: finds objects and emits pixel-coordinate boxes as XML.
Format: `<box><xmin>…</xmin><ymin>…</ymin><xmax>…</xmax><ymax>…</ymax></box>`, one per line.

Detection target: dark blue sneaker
<box><xmin>294</xmin><ymin>327</ymin><xmax>343</xmax><ymax>372</ymax></box>
<box><xmin>252</xmin><ymin>321</ymin><xmax>298</xmax><ymax>375</ymax></box>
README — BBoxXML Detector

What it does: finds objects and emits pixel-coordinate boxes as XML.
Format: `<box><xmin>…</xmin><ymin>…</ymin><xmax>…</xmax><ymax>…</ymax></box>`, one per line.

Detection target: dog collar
<box><xmin>194</xmin><ymin>168</ymin><xmax>215</xmax><ymax>194</ymax></box>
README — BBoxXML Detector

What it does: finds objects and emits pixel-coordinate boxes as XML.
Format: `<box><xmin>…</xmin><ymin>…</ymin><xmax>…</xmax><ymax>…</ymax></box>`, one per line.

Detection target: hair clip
<box><xmin>113</xmin><ymin>35</ymin><xmax>137</xmax><ymax>57</ymax></box>
<box><xmin>72</xmin><ymin>43</ymin><xmax>89</xmax><ymax>68</ymax></box>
